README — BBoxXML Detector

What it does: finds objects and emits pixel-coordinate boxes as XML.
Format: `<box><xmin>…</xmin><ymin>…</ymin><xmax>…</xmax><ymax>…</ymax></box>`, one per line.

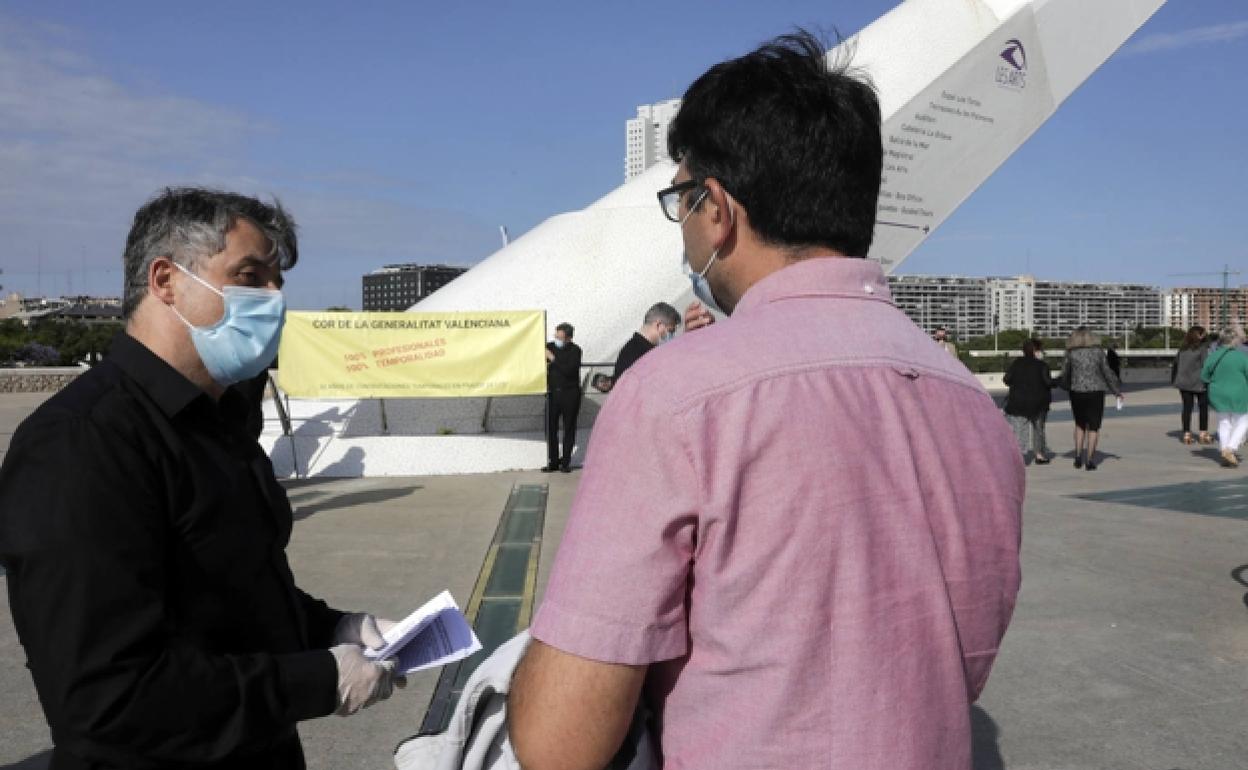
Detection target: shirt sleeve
<box><xmin>295</xmin><ymin>588</ymin><xmax>346</xmax><ymax>648</ymax></box>
<box><xmin>530</xmin><ymin>370</ymin><xmax>698</xmax><ymax>665</ymax></box>
<box><xmin>0</xmin><ymin>415</ymin><xmax>338</xmax><ymax>767</ymax></box>
<box><xmin>611</xmin><ymin>348</ymin><xmax>629</xmax><ymax>381</ymax></box>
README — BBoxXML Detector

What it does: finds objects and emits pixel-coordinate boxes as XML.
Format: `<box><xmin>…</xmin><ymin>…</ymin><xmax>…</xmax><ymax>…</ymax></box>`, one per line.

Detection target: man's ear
<box><xmin>149</xmin><ymin>257</ymin><xmax>177</xmax><ymax>305</ymax></box>
<box><xmin>701</xmin><ymin>177</ymin><xmax>734</xmax><ymax>227</ymax></box>
<box><xmin>701</xmin><ymin>177</ymin><xmax>740</xmax><ymax>256</ymax></box>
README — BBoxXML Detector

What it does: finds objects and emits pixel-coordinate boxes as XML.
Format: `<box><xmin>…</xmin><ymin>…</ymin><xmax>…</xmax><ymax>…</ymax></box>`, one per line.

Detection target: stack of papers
<box><xmin>364</xmin><ymin>590</ymin><xmax>482</xmax><ymax>675</ymax></box>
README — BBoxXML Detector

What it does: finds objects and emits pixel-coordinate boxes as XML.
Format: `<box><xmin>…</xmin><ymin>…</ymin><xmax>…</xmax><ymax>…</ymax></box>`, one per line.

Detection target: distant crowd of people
<box><xmin>1174</xmin><ymin>324</ymin><xmax>1248</xmax><ymax>468</ymax></box>
<box><xmin>996</xmin><ymin>327</ymin><xmax>1122</xmax><ymax>470</ymax></box>
<box><xmin>960</xmin><ymin>321</ymin><xmax>1248</xmax><ymax>471</ymax></box>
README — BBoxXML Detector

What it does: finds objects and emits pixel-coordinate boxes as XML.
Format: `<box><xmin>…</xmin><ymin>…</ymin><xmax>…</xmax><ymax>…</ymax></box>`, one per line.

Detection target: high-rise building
<box><xmin>625</xmin><ymin>99</ymin><xmax>681</xmax><ymax>180</ymax></box>
<box><xmin>361</xmin><ymin>264</ymin><xmax>468</xmax><ymax>312</ymax></box>
<box><xmin>990</xmin><ymin>276</ymin><xmax>1035</xmax><ymax>332</ymax></box>
<box><xmin>1163</xmin><ymin>287</ymin><xmax>1248</xmax><ymax>330</ymax></box>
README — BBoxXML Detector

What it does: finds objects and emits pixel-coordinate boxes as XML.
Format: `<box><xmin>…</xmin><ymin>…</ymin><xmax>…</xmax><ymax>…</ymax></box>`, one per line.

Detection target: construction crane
<box><xmin>1169</xmin><ymin>264</ymin><xmax>1242</xmax><ymax>329</ymax></box>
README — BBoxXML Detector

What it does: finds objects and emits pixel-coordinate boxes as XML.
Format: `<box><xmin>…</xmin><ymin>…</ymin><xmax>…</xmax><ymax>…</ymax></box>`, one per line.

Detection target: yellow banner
<box><xmin>277</xmin><ymin>310</ymin><xmax>547</xmax><ymax>398</ymax></box>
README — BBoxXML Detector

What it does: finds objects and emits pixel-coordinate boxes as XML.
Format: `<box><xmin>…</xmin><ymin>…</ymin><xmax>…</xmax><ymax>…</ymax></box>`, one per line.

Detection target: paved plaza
<box><xmin>1</xmin><ymin>383</ymin><xmax>1246</xmax><ymax>769</ymax></box>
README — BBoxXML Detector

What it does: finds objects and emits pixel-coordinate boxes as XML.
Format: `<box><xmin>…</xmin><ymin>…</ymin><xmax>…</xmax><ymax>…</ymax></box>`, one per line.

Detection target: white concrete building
<box><xmin>990</xmin><ymin>276</ymin><xmax>1035</xmax><ymax>332</ymax></box>
<box><xmin>890</xmin><ymin>274</ymin><xmax>1162</xmax><ymax>339</ymax></box>
<box><xmin>888</xmin><ymin>275</ymin><xmax>992</xmax><ymax>340</ymax></box>
<box><xmin>1162</xmin><ymin>290</ymin><xmax>1194</xmax><ymax>330</ymax></box>
<box><xmin>1031</xmin><ymin>280</ymin><xmax>1162</xmax><ymax>338</ymax></box>
<box><xmin>625</xmin><ymin>98</ymin><xmax>681</xmax><ymax>181</ymax></box>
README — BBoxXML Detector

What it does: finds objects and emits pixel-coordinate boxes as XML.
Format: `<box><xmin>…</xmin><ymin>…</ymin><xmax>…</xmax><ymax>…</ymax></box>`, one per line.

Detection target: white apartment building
<box><xmin>1030</xmin><ymin>280</ymin><xmax>1162</xmax><ymax>338</ymax></box>
<box><xmin>990</xmin><ymin>275</ymin><xmax>1035</xmax><ymax>331</ymax></box>
<box><xmin>625</xmin><ymin>98</ymin><xmax>681</xmax><ymax>180</ymax></box>
<box><xmin>889</xmin><ymin>274</ymin><xmax>1163</xmax><ymax>340</ymax></box>
<box><xmin>888</xmin><ymin>275</ymin><xmax>993</xmax><ymax>340</ymax></box>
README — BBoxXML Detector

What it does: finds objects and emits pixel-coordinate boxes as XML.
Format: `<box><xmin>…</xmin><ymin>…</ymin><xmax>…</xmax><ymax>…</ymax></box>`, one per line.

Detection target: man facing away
<box><xmin>543</xmin><ymin>322</ymin><xmax>582</xmax><ymax>472</ymax></box>
<box><xmin>510</xmin><ymin>31</ymin><xmax>1024</xmax><ymax>770</ymax></box>
<box><xmin>0</xmin><ymin>188</ymin><xmax>401</xmax><ymax>770</ymax></box>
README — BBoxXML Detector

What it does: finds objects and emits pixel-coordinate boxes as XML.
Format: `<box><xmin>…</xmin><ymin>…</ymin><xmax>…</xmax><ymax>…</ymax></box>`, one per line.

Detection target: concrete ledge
<box><xmin>0</xmin><ymin>368</ymin><xmax>86</xmax><ymax>393</ymax></box>
<box><xmin>974</xmin><ymin>366</ymin><xmax>1169</xmax><ymax>394</ymax></box>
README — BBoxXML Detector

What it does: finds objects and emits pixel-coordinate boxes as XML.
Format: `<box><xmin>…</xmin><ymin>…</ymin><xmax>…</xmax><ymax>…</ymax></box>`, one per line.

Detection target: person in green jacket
<box><xmin>1201</xmin><ymin>327</ymin><xmax>1248</xmax><ymax>467</ymax></box>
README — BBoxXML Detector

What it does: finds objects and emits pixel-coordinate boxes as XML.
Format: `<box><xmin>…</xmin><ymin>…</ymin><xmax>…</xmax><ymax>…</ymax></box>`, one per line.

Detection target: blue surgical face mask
<box><xmin>552</xmin><ymin>338</ymin><xmax>565</xmax><ymax>349</ymax></box>
<box><xmin>684</xmin><ymin>248</ymin><xmax>722</xmax><ymax>314</ymax></box>
<box><xmin>659</xmin><ymin>328</ymin><xmax>674</xmax><ymax>344</ymax></box>
<box><xmin>680</xmin><ymin>188</ymin><xmax>733</xmax><ymax>315</ymax></box>
<box><xmin>169</xmin><ymin>263</ymin><xmax>286</xmax><ymax>386</ymax></box>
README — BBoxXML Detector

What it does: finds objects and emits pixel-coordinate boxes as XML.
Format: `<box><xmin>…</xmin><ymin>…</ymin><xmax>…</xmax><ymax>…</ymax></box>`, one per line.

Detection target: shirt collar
<box><xmin>107</xmin><ymin>331</ymin><xmax>209</xmax><ymax>418</ymax></box>
<box><xmin>732</xmin><ymin>256</ymin><xmax>893</xmax><ymax>316</ymax></box>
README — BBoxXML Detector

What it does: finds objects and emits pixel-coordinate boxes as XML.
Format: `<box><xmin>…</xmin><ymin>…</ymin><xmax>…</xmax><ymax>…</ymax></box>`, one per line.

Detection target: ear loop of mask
<box><xmin>698</xmin><ymin>192</ymin><xmax>736</xmax><ymax>279</ymax></box>
<box><xmin>166</xmin><ymin>262</ymin><xmax>224</xmax><ymax>330</ymax></box>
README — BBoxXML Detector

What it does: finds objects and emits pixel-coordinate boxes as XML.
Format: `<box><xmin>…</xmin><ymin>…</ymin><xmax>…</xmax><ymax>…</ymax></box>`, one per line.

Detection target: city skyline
<box><xmin>0</xmin><ymin>1</ymin><xmax>1243</xmax><ymax>309</ymax></box>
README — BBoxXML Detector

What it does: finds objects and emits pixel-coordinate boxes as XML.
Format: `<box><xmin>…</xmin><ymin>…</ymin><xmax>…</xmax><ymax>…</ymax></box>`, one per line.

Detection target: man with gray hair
<box><xmin>0</xmin><ymin>188</ymin><xmax>402</xmax><ymax>770</ymax></box>
<box><xmin>595</xmin><ymin>302</ymin><xmax>682</xmax><ymax>393</ymax></box>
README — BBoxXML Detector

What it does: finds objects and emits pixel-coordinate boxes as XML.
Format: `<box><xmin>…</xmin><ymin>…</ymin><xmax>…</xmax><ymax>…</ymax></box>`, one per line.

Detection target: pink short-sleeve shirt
<box><xmin>531</xmin><ymin>258</ymin><xmax>1024</xmax><ymax>769</ymax></box>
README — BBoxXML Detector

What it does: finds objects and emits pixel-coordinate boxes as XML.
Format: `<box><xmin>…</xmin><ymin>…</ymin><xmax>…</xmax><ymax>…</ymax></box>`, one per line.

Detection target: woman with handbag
<box><xmin>1201</xmin><ymin>327</ymin><xmax>1248</xmax><ymax>467</ymax></box>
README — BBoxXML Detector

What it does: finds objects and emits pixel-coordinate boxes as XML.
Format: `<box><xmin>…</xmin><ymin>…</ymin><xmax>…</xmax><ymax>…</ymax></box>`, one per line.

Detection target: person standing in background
<box><xmin>1003</xmin><ymin>339</ymin><xmax>1054</xmax><ymax>464</ymax></box>
<box><xmin>1030</xmin><ymin>338</ymin><xmax>1055</xmax><ymax>459</ymax></box>
<box><xmin>934</xmin><ymin>326</ymin><xmax>958</xmax><ymax>357</ymax></box>
<box><xmin>593</xmin><ymin>303</ymin><xmax>682</xmax><ymax>393</ymax></box>
<box><xmin>1201</xmin><ymin>327</ymin><xmax>1248</xmax><ymax>468</ymax></box>
<box><xmin>1171</xmin><ymin>325</ymin><xmax>1212</xmax><ymax>446</ymax></box>
<box><xmin>543</xmin><ymin>322</ymin><xmax>582</xmax><ymax>473</ymax></box>
<box><xmin>612</xmin><ymin>302</ymin><xmax>681</xmax><ymax>383</ymax></box>
<box><xmin>1106</xmin><ymin>342</ymin><xmax>1122</xmax><ymax>380</ymax></box>
<box><xmin>1061</xmin><ymin>326</ymin><xmax>1123</xmax><ymax>471</ymax></box>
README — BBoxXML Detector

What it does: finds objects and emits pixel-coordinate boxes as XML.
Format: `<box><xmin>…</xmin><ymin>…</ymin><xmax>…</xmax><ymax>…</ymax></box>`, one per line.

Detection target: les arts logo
<box><xmin>996</xmin><ymin>38</ymin><xmax>1027</xmax><ymax>90</ymax></box>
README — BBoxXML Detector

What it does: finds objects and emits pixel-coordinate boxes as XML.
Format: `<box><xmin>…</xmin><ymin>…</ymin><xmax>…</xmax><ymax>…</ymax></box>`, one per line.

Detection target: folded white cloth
<box><xmin>394</xmin><ymin>630</ymin><xmax>656</xmax><ymax>770</ymax></box>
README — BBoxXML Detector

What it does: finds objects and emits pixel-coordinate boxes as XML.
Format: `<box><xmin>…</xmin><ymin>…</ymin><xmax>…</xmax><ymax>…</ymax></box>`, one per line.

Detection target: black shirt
<box><xmin>1106</xmin><ymin>348</ymin><xmax>1121</xmax><ymax>378</ymax></box>
<box><xmin>546</xmin><ymin>341</ymin><xmax>582</xmax><ymax>392</ymax></box>
<box><xmin>1002</xmin><ymin>356</ymin><xmax>1054</xmax><ymax>419</ymax></box>
<box><xmin>0</xmin><ymin>333</ymin><xmax>340</xmax><ymax>770</ymax></box>
<box><xmin>611</xmin><ymin>332</ymin><xmax>655</xmax><ymax>383</ymax></box>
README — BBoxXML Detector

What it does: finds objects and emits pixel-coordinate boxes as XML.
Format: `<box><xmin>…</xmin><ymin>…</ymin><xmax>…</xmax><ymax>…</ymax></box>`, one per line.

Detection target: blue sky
<box><xmin>0</xmin><ymin>1</ymin><xmax>1243</xmax><ymax>310</ymax></box>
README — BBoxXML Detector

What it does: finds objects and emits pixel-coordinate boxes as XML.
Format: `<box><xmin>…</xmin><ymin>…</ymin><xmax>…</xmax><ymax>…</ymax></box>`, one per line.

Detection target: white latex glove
<box><xmin>330</xmin><ymin>644</ymin><xmax>398</xmax><ymax>716</ymax></box>
<box><xmin>333</xmin><ymin>612</ymin><xmax>396</xmax><ymax>651</ymax></box>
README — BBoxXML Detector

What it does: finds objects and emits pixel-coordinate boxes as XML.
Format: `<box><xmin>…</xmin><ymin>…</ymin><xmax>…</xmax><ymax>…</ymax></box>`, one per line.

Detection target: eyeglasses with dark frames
<box><xmin>656</xmin><ymin>180</ymin><xmax>704</xmax><ymax>223</ymax></box>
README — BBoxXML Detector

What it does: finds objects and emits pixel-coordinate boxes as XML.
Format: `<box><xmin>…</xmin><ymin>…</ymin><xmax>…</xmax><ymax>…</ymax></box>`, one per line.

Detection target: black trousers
<box><xmin>547</xmin><ymin>388</ymin><xmax>581</xmax><ymax>466</ymax></box>
<box><xmin>1180</xmin><ymin>389</ymin><xmax>1209</xmax><ymax>433</ymax></box>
